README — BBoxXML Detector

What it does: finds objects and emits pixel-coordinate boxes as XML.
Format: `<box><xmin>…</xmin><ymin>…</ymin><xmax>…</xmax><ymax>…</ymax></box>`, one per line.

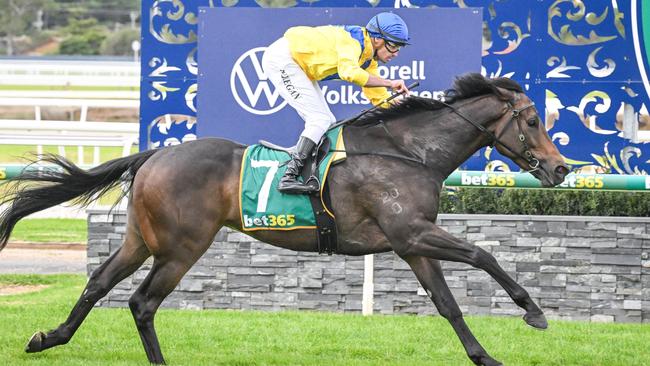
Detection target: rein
<box><xmin>330</xmin><ymin>120</ymin><xmax>427</xmax><ymax>166</ymax></box>
<box><xmin>330</xmin><ymin>99</ymin><xmax>541</xmax><ymax>172</ymax></box>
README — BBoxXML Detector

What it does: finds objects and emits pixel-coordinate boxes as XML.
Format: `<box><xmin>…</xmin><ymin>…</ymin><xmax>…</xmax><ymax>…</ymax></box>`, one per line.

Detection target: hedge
<box><xmin>439</xmin><ymin>188</ymin><xmax>650</xmax><ymax>217</ymax></box>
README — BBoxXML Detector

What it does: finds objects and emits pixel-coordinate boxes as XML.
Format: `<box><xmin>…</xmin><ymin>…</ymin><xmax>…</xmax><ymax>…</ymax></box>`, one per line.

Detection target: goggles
<box><xmin>384</xmin><ymin>40</ymin><xmax>404</xmax><ymax>53</ymax></box>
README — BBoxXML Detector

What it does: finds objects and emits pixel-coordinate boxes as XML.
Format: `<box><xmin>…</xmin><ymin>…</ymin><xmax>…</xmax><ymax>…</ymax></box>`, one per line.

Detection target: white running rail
<box><xmin>0</xmin><ymin>119</ymin><xmax>139</xmax><ymax>165</ymax></box>
<box><xmin>0</xmin><ymin>59</ymin><xmax>139</xmax><ymax>88</ymax></box>
<box><xmin>0</xmin><ymin>59</ymin><xmax>141</xmax><ymax>165</ymax></box>
<box><xmin>0</xmin><ymin>97</ymin><xmax>139</xmax><ymax>122</ymax></box>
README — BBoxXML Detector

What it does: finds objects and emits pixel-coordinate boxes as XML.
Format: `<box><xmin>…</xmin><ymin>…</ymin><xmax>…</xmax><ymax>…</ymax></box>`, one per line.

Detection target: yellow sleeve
<box><xmin>335</xmin><ymin>36</ymin><xmax>370</xmax><ymax>86</ymax></box>
<box><xmin>362</xmin><ymin>60</ymin><xmax>392</xmax><ymax>107</ymax></box>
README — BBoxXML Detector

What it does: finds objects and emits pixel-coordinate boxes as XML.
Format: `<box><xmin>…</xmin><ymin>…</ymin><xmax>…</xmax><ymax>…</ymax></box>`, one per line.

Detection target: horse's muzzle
<box><xmin>533</xmin><ymin>161</ymin><xmax>569</xmax><ymax>187</ymax></box>
<box><xmin>553</xmin><ymin>165</ymin><xmax>570</xmax><ymax>182</ymax></box>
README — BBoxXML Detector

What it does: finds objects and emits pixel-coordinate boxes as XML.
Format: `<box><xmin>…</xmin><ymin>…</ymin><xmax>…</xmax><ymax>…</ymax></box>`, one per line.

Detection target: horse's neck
<box><xmin>346</xmin><ymin>96</ymin><xmax>504</xmax><ymax>180</ymax></box>
<box><xmin>423</xmin><ymin>98</ymin><xmax>505</xmax><ymax>177</ymax></box>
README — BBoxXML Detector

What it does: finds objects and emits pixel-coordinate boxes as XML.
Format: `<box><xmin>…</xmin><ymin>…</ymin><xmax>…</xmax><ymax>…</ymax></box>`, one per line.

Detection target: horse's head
<box><xmin>353</xmin><ymin>73</ymin><xmax>569</xmax><ymax>187</ymax></box>
<box><xmin>490</xmin><ymin>88</ymin><xmax>569</xmax><ymax>187</ymax></box>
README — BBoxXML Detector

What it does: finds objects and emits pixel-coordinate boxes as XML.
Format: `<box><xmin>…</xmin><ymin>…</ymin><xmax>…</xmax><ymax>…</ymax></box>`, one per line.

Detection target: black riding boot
<box><xmin>278</xmin><ymin>137</ymin><xmax>319</xmax><ymax>194</ymax></box>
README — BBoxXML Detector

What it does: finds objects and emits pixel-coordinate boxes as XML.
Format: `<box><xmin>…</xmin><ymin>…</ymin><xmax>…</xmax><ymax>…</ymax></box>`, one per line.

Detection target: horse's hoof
<box><xmin>471</xmin><ymin>355</ymin><xmax>502</xmax><ymax>366</ymax></box>
<box><xmin>482</xmin><ymin>360</ymin><xmax>503</xmax><ymax>366</ymax></box>
<box><xmin>523</xmin><ymin>311</ymin><xmax>548</xmax><ymax>330</ymax></box>
<box><xmin>25</xmin><ymin>331</ymin><xmax>45</xmax><ymax>353</ymax></box>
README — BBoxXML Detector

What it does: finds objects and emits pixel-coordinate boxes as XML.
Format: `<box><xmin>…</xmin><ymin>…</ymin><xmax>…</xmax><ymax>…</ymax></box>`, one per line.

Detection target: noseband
<box><xmin>438</xmin><ymin>98</ymin><xmax>540</xmax><ymax>173</ymax></box>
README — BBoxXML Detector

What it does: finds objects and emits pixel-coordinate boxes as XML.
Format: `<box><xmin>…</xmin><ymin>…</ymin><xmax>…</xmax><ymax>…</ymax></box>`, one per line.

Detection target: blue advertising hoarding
<box><xmin>196</xmin><ymin>7</ymin><xmax>482</xmax><ymax>146</ymax></box>
<box><xmin>141</xmin><ymin>1</ymin><xmax>650</xmax><ymax>177</ymax></box>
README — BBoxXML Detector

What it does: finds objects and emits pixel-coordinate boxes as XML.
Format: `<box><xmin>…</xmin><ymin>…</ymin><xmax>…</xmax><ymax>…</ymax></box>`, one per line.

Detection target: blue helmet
<box><xmin>366</xmin><ymin>12</ymin><xmax>410</xmax><ymax>45</ymax></box>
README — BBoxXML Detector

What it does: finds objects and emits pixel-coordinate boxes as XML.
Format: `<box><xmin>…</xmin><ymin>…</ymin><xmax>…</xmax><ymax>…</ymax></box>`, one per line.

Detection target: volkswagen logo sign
<box><xmin>230</xmin><ymin>47</ymin><xmax>287</xmax><ymax>115</ymax></box>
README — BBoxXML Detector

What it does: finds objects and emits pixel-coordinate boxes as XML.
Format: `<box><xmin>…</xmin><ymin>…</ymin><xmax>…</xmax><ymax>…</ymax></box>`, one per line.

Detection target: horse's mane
<box><xmin>354</xmin><ymin>73</ymin><xmax>523</xmax><ymax>126</ymax></box>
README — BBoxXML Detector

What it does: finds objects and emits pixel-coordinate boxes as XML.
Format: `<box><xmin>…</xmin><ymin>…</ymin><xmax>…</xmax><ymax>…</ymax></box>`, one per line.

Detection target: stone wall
<box><xmin>87</xmin><ymin>210</ymin><xmax>650</xmax><ymax>323</ymax></box>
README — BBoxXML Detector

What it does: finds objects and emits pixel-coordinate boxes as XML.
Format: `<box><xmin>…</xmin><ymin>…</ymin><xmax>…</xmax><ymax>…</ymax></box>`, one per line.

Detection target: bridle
<box><xmin>437</xmin><ymin>97</ymin><xmax>541</xmax><ymax>172</ymax></box>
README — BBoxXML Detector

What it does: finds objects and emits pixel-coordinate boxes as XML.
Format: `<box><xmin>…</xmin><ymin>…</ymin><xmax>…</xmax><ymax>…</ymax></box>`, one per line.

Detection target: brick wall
<box><xmin>87</xmin><ymin>210</ymin><xmax>650</xmax><ymax>323</ymax></box>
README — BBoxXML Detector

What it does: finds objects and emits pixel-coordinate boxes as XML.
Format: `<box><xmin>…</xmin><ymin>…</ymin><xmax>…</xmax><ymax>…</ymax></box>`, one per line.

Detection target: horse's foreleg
<box><xmin>403</xmin><ymin>255</ymin><xmax>502</xmax><ymax>366</ymax></box>
<box><xmin>400</xmin><ymin>226</ymin><xmax>547</xmax><ymax>330</ymax></box>
<box><xmin>25</xmin><ymin>232</ymin><xmax>150</xmax><ymax>353</ymax></box>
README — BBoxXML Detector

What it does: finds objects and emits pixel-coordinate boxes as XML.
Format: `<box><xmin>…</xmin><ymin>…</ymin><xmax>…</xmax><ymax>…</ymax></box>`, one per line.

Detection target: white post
<box><xmin>93</xmin><ymin>146</ymin><xmax>100</xmax><ymax>165</ymax></box>
<box><xmin>132</xmin><ymin>40</ymin><xmax>141</xmax><ymax>62</ymax></box>
<box><xmin>80</xmin><ymin>103</ymin><xmax>88</xmax><ymax>122</ymax></box>
<box><xmin>77</xmin><ymin>146</ymin><xmax>84</xmax><ymax>165</ymax></box>
<box><xmin>362</xmin><ymin>254</ymin><xmax>374</xmax><ymax>316</ymax></box>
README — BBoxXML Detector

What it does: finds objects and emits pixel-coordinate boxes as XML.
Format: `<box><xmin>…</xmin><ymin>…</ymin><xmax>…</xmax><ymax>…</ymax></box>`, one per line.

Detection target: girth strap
<box><xmin>299</xmin><ymin>137</ymin><xmax>338</xmax><ymax>255</ymax></box>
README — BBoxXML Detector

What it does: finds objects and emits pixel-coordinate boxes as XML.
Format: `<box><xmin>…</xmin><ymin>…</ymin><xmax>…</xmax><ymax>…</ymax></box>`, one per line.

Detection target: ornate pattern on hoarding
<box><xmin>141</xmin><ymin>0</ymin><xmax>650</xmax><ymax>175</ymax></box>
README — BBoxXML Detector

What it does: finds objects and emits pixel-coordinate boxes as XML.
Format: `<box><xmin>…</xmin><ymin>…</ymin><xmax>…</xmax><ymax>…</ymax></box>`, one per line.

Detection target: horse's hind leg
<box><xmin>403</xmin><ymin>255</ymin><xmax>502</xmax><ymax>366</ymax></box>
<box><xmin>25</xmin><ymin>227</ymin><xmax>150</xmax><ymax>353</ymax></box>
<box><xmin>128</xmin><ymin>238</ymin><xmax>216</xmax><ymax>365</ymax></box>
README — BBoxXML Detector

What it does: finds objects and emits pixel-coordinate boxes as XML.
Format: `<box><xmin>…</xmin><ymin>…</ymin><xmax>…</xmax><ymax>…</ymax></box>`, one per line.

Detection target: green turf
<box><xmin>9</xmin><ymin>219</ymin><xmax>87</xmax><ymax>243</ymax></box>
<box><xmin>0</xmin><ymin>274</ymin><xmax>648</xmax><ymax>366</ymax></box>
<box><xmin>0</xmin><ymin>274</ymin><xmax>62</xmax><ymax>286</ymax></box>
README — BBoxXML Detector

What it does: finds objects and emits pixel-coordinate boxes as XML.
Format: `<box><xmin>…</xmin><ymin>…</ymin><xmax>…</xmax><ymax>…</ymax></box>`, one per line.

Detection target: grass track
<box><xmin>9</xmin><ymin>219</ymin><xmax>87</xmax><ymax>243</ymax></box>
<box><xmin>0</xmin><ymin>274</ymin><xmax>649</xmax><ymax>366</ymax></box>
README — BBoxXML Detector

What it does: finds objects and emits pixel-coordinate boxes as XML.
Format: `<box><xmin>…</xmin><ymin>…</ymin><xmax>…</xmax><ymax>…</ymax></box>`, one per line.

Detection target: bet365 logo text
<box><xmin>461</xmin><ymin>172</ymin><xmax>516</xmax><ymax>187</ymax></box>
<box><xmin>243</xmin><ymin>214</ymin><xmax>296</xmax><ymax>228</ymax></box>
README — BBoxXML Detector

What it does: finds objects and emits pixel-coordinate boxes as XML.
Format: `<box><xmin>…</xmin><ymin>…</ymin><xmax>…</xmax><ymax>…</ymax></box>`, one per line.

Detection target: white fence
<box><xmin>0</xmin><ymin>59</ymin><xmax>139</xmax><ymax>217</ymax></box>
<box><xmin>0</xmin><ymin>97</ymin><xmax>139</xmax><ymax>123</ymax></box>
<box><xmin>0</xmin><ymin>59</ymin><xmax>139</xmax><ymax>88</ymax></box>
<box><xmin>0</xmin><ymin>58</ymin><xmax>140</xmax><ymax>165</ymax></box>
<box><xmin>0</xmin><ymin>59</ymin><xmax>140</xmax><ymax>165</ymax></box>
<box><xmin>0</xmin><ymin>119</ymin><xmax>138</xmax><ymax>165</ymax></box>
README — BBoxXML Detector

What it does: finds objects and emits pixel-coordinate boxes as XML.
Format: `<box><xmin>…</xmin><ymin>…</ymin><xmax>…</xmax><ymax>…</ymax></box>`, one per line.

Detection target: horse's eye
<box><xmin>527</xmin><ymin>118</ymin><xmax>538</xmax><ymax>127</ymax></box>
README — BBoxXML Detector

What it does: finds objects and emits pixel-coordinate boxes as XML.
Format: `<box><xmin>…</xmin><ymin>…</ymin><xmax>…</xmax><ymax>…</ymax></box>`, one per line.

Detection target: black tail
<box><xmin>0</xmin><ymin>149</ymin><xmax>158</xmax><ymax>250</ymax></box>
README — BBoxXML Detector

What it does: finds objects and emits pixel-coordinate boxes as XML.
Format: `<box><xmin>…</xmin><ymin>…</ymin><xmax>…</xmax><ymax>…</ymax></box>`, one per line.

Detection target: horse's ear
<box><xmin>493</xmin><ymin>85</ymin><xmax>515</xmax><ymax>101</ymax></box>
<box><xmin>491</xmin><ymin>77</ymin><xmax>524</xmax><ymax>95</ymax></box>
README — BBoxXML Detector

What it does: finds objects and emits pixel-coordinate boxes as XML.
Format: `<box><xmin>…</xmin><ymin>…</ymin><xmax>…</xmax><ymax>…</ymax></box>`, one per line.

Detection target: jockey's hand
<box><xmin>389</xmin><ymin>80</ymin><xmax>410</xmax><ymax>96</ymax></box>
<box><xmin>390</xmin><ymin>95</ymin><xmax>406</xmax><ymax>106</ymax></box>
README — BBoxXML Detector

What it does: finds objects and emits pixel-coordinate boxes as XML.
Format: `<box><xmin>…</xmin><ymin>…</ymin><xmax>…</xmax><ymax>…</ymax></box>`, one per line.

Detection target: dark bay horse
<box><xmin>0</xmin><ymin>74</ymin><xmax>568</xmax><ymax>366</ymax></box>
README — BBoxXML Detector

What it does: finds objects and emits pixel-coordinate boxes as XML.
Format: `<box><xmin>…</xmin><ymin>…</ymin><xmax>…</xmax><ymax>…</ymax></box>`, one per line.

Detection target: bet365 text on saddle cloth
<box><xmin>239</xmin><ymin>127</ymin><xmax>345</xmax><ymax>231</ymax></box>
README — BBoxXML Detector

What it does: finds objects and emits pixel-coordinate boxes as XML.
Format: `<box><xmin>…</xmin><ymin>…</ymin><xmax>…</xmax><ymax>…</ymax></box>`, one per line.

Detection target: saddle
<box><xmin>260</xmin><ymin>135</ymin><xmax>337</xmax><ymax>181</ymax></box>
<box><xmin>259</xmin><ymin>136</ymin><xmax>339</xmax><ymax>255</ymax></box>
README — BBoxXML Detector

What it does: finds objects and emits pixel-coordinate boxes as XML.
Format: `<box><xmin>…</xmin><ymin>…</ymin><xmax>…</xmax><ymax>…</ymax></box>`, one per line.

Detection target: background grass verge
<box><xmin>9</xmin><ymin>219</ymin><xmax>87</xmax><ymax>243</ymax></box>
<box><xmin>0</xmin><ymin>274</ymin><xmax>648</xmax><ymax>366</ymax></box>
<box><xmin>0</xmin><ymin>145</ymin><xmax>138</xmax><ymax>164</ymax></box>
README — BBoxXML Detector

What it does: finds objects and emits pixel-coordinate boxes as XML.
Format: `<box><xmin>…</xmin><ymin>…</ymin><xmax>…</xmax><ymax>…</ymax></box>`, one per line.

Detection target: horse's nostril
<box><xmin>555</xmin><ymin>165</ymin><xmax>569</xmax><ymax>177</ymax></box>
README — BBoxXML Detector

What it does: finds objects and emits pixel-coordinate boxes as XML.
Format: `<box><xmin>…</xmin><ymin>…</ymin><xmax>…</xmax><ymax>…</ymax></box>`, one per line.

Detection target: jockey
<box><xmin>262</xmin><ymin>12</ymin><xmax>411</xmax><ymax>194</ymax></box>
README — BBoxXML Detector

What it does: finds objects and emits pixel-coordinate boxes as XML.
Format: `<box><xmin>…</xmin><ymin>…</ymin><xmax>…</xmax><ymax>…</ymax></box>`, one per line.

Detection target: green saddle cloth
<box><xmin>239</xmin><ymin>126</ymin><xmax>345</xmax><ymax>231</ymax></box>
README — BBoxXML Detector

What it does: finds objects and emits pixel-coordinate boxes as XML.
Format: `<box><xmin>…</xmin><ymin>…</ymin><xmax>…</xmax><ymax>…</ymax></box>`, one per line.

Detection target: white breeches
<box><xmin>262</xmin><ymin>37</ymin><xmax>336</xmax><ymax>144</ymax></box>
